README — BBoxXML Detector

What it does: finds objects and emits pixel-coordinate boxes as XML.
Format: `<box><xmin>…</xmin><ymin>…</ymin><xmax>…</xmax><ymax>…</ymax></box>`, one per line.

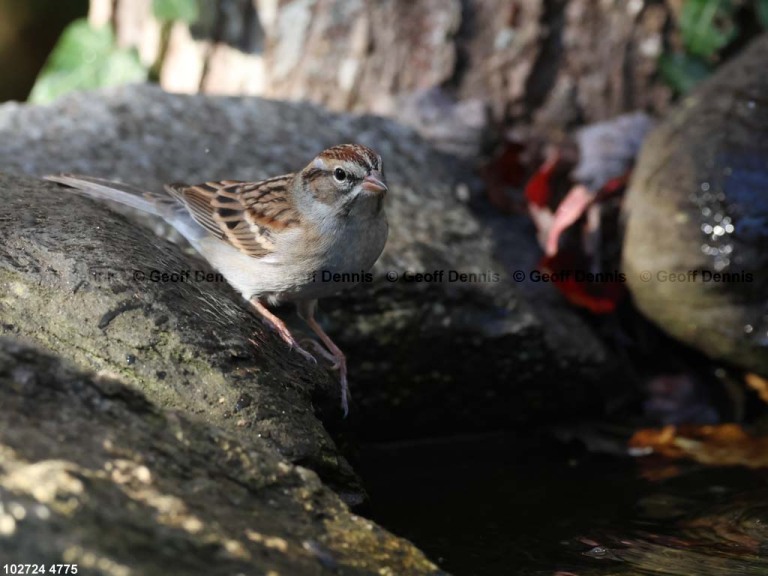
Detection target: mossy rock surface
<box><xmin>0</xmin><ymin>337</ymin><xmax>443</xmax><ymax>575</ymax></box>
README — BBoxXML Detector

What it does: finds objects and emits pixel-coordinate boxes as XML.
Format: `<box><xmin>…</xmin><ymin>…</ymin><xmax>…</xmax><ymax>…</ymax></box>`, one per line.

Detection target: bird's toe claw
<box><xmin>292</xmin><ymin>344</ymin><xmax>317</xmax><ymax>365</ymax></box>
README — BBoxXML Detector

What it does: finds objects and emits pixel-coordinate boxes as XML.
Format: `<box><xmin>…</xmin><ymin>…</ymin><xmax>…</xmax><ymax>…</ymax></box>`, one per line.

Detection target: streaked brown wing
<box><xmin>165</xmin><ymin>176</ymin><xmax>301</xmax><ymax>258</ymax></box>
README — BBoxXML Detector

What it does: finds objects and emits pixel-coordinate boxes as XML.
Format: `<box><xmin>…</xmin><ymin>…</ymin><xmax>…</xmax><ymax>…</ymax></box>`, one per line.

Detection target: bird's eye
<box><xmin>333</xmin><ymin>167</ymin><xmax>347</xmax><ymax>182</ymax></box>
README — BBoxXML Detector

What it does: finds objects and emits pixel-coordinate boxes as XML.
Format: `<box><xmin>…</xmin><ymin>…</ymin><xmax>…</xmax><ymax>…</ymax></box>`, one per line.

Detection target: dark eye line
<box><xmin>333</xmin><ymin>168</ymin><xmax>366</xmax><ymax>184</ymax></box>
<box><xmin>333</xmin><ymin>167</ymin><xmax>348</xmax><ymax>182</ymax></box>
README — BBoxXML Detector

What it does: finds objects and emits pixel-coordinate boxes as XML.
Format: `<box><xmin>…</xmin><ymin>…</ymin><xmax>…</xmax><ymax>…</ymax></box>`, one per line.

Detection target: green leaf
<box><xmin>29</xmin><ymin>19</ymin><xmax>147</xmax><ymax>104</ymax></box>
<box><xmin>679</xmin><ymin>0</ymin><xmax>738</xmax><ymax>57</ymax></box>
<box><xmin>659</xmin><ymin>52</ymin><xmax>713</xmax><ymax>94</ymax></box>
<box><xmin>756</xmin><ymin>0</ymin><xmax>768</xmax><ymax>28</ymax></box>
<box><xmin>152</xmin><ymin>0</ymin><xmax>199</xmax><ymax>23</ymax></box>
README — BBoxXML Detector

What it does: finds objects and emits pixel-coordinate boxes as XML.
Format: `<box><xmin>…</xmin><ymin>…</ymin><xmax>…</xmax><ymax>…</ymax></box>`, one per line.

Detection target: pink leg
<box><xmin>250</xmin><ymin>298</ymin><xmax>316</xmax><ymax>364</ymax></box>
<box><xmin>297</xmin><ymin>300</ymin><xmax>349</xmax><ymax>416</ymax></box>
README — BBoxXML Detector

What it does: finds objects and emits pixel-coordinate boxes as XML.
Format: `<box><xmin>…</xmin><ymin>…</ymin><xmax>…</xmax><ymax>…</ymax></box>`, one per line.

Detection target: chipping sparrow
<box><xmin>46</xmin><ymin>144</ymin><xmax>389</xmax><ymax>416</ymax></box>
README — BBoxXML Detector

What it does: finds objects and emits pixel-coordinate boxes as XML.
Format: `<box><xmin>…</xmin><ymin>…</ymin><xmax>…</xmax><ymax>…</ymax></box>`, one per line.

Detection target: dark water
<box><xmin>356</xmin><ymin>432</ymin><xmax>768</xmax><ymax>576</ymax></box>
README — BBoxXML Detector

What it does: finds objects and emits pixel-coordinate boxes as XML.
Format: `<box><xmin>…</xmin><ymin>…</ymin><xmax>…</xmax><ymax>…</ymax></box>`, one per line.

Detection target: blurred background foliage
<box><xmin>28</xmin><ymin>19</ymin><xmax>146</xmax><ymax>104</ymax></box>
<box><xmin>151</xmin><ymin>0</ymin><xmax>199</xmax><ymax>23</ymax></box>
<box><xmin>0</xmin><ymin>0</ymin><xmax>198</xmax><ymax>104</ymax></box>
<box><xmin>2</xmin><ymin>0</ymin><xmax>768</xmax><ymax>106</ymax></box>
<box><xmin>660</xmin><ymin>0</ymin><xmax>768</xmax><ymax>93</ymax></box>
<box><xmin>27</xmin><ymin>0</ymin><xmax>200</xmax><ymax>103</ymax></box>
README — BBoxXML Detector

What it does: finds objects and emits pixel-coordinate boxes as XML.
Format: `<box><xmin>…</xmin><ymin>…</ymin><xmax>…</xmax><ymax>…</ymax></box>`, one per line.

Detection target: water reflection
<box><xmin>356</xmin><ymin>432</ymin><xmax>768</xmax><ymax>576</ymax></box>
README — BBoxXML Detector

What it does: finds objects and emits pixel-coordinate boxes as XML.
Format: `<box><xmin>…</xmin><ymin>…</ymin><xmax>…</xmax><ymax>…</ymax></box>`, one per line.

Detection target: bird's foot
<box><xmin>290</xmin><ymin>341</ymin><xmax>318</xmax><ymax>364</ymax></box>
<box><xmin>300</xmin><ymin>338</ymin><xmax>337</xmax><ymax>366</ymax></box>
<box><xmin>250</xmin><ymin>298</ymin><xmax>316</xmax><ymax>364</ymax></box>
<box><xmin>299</xmin><ymin>339</ymin><xmax>348</xmax><ymax>416</ymax></box>
<box><xmin>295</xmin><ymin>300</ymin><xmax>350</xmax><ymax>416</ymax></box>
<box><xmin>249</xmin><ymin>337</ymin><xmax>316</xmax><ymax>364</ymax></box>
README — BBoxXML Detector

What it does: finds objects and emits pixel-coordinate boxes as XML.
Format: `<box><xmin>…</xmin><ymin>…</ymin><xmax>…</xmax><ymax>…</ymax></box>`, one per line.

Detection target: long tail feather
<box><xmin>44</xmin><ymin>174</ymin><xmax>162</xmax><ymax>217</ymax></box>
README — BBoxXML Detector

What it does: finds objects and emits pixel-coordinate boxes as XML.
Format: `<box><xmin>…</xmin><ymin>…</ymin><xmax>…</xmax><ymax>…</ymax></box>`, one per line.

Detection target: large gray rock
<box><xmin>0</xmin><ymin>337</ymin><xmax>443</xmax><ymax>575</ymax></box>
<box><xmin>623</xmin><ymin>34</ymin><xmax>768</xmax><ymax>377</ymax></box>
<box><xmin>0</xmin><ymin>85</ymin><xmax>617</xmax><ymax>440</ymax></box>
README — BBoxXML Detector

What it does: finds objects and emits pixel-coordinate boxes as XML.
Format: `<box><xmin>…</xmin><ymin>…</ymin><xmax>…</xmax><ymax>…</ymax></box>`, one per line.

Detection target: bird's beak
<box><xmin>362</xmin><ymin>170</ymin><xmax>387</xmax><ymax>193</ymax></box>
